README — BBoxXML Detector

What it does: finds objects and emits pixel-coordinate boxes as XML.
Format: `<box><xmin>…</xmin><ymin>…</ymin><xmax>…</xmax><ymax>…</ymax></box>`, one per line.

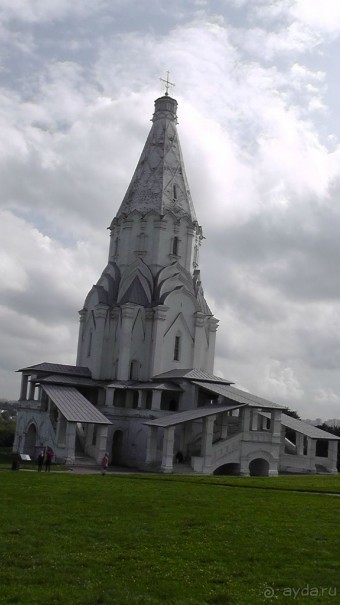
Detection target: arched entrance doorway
<box><xmin>249</xmin><ymin>458</ymin><xmax>269</xmax><ymax>476</ymax></box>
<box><xmin>24</xmin><ymin>423</ymin><xmax>37</xmax><ymax>457</ymax></box>
<box><xmin>213</xmin><ymin>463</ymin><xmax>240</xmax><ymax>476</ymax></box>
<box><xmin>111</xmin><ymin>430</ymin><xmax>124</xmax><ymax>465</ymax></box>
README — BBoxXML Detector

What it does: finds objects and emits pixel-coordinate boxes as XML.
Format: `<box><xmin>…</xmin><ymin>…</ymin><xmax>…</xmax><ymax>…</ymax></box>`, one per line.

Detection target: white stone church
<box><xmin>14</xmin><ymin>92</ymin><xmax>338</xmax><ymax>476</ymax></box>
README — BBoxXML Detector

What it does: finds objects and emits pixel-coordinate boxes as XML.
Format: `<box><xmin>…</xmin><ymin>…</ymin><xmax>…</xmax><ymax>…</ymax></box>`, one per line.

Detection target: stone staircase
<box><xmin>71</xmin><ymin>453</ymin><xmax>99</xmax><ymax>469</ymax></box>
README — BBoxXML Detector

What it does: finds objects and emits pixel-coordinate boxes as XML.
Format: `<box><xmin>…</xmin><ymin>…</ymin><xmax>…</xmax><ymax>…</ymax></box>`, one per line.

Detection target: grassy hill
<box><xmin>0</xmin><ymin>471</ymin><xmax>339</xmax><ymax>604</ymax></box>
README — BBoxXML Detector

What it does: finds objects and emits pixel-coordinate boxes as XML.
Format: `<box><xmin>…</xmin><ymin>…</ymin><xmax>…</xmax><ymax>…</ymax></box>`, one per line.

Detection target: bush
<box><xmin>0</xmin><ymin>419</ymin><xmax>15</xmax><ymax>447</ymax></box>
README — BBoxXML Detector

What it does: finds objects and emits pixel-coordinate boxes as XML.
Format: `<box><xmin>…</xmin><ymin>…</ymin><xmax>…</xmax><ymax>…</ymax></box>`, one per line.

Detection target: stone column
<box><xmin>65</xmin><ymin>422</ymin><xmax>77</xmax><ymax>463</ymax></box>
<box><xmin>270</xmin><ymin>409</ymin><xmax>282</xmax><ymax>439</ymax></box>
<box><xmin>185</xmin><ymin>226</ymin><xmax>195</xmax><ymax>273</ymax></box>
<box><xmin>19</xmin><ymin>374</ymin><xmax>29</xmax><ymax>401</ymax></box>
<box><xmin>207</xmin><ymin>317</ymin><xmax>219</xmax><ymax>374</ymax></box>
<box><xmin>241</xmin><ymin>407</ymin><xmax>251</xmax><ymax>434</ymax></box>
<box><xmin>150</xmin><ymin>305</ymin><xmax>168</xmax><ymax>377</ymax></box>
<box><xmin>201</xmin><ymin>415</ymin><xmax>216</xmax><ymax>473</ymax></box>
<box><xmin>137</xmin><ymin>390</ymin><xmax>146</xmax><ymax>409</ymax></box>
<box><xmin>28</xmin><ymin>381</ymin><xmax>35</xmax><ymax>401</ymax></box>
<box><xmin>151</xmin><ymin>390</ymin><xmax>162</xmax><ymax>411</ymax></box>
<box><xmin>193</xmin><ymin>313</ymin><xmax>205</xmax><ymax>369</ymax></box>
<box><xmin>251</xmin><ymin>410</ymin><xmax>259</xmax><ymax>431</ymax></box>
<box><xmin>296</xmin><ymin>432</ymin><xmax>304</xmax><ymax>456</ymax></box>
<box><xmin>92</xmin><ymin>304</ymin><xmax>109</xmax><ymax>379</ymax></box>
<box><xmin>308</xmin><ymin>438</ymin><xmax>316</xmax><ymax>472</ymax></box>
<box><xmin>221</xmin><ymin>412</ymin><xmax>228</xmax><ymax>440</ymax></box>
<box><xmin>146</xmin><ymin>426</ymin><xmax>158</xmax><ymax>464</ymax></box>
<box><xmin>96</xmin><ymin>425</ymin><xmax>109</xmax><ymax>463</ymax></box>
<box><xmin>117</xmin><ymin>303</ymin><xmax>135</xmax><ymax>380</ymax></box>
<box><xmin>144</xmin><ymin>309</ymin><xmax>154</xmax><ymax>379</ymax></box>
<box><xmin>328</xmin><ymin>440</ymin><xmax>338</xmax><ymax>473</ymax></box>
<box><xmin>161</xmin><ymin>426</ymin><xmax>175</xmax><ymax>473</ymax></box>
<box><xmin>76</xmin><ymin>308</ymin><xmax>87</xmax><ymax>365</ymax></box>
<box><xmin>105</xmin><ymin>388</ymin><xmax>115</xmax><ymax>407</ymax></box>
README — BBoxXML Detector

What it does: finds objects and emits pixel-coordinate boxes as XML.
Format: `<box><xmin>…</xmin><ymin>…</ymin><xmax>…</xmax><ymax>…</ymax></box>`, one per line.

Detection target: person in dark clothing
<box><xmin>175</xmin><ymin>451</ymin><xmax>184</xmax><ymax>463</ymax></box>
<box><xmin>37</xmin><ymin>450</ymin><xmax>44</xmax><ymax>472</ymax></box>
<box><xmin>45</xmin><ymin>447</ymin><xmax>54</xmax><ymax>472</ymax></box>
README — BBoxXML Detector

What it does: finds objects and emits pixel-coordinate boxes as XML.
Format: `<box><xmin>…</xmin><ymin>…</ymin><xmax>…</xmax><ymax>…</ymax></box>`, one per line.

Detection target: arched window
<box><xmin>174</xmin><ymin>335</ymin><xmax>181</xmax><ymax>361</ymax></box>
<box><xmin>172</xmin><ymin>236</ymin><xmax>179</xmax><ymax>256</ymax></box>
<box><xmin>114</xmin><ymin>238</ymin><xmax>119</xmax><ymax>256</ymax></box>
<box><xmin>87</xmin><ymin>331</ymin><xmax>93</xmax><ymax>357</ymax></box>
<box><xmin>129</xmin><ymin>360</ymin><xmax>139</xmax><ymax>380</ymax></box>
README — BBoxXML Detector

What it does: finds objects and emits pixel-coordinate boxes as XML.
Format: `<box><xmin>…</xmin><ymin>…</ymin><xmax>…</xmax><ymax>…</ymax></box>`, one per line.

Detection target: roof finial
<box><xmin>160</xmin><ymin>71</ymin><xmax>175</xmax><ymax>96</ymax></box>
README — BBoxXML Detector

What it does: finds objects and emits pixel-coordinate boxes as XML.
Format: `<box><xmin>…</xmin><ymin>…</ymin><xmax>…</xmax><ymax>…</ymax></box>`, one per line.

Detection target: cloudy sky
<box><xmin>1</xmin><ymin>0</ymin><xmax>340</xmax><ymax>420</ymax></box>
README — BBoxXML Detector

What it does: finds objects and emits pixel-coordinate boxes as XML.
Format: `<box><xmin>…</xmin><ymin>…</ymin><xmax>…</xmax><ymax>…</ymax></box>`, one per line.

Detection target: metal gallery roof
<box><xmin>106</xmin><ymin>380</ymin><xmax>183</xmax><ymax>391</ymax></box>
<box><xmin>42</xmin><ymin>385</ymin><xmax>111</xmax><ymax>424</ymax></box>
<box><xmin>193</xmin><ymin>381</ymin><xmax>285</xmax><ymax>410</ymax></box>
<box><xmin>281</xmin><ymin>414</ymin><xmax>340</xmax><ymax>440</ymax></box>
<box><xmin>18</xmin><ymin>362</ymin><xmax>91</xmax><ymax>378</ymax></box>
<box><xmin>153</xmin><ymin>369</ymin><xmax>234</xmax><ymax>384</ymax></box>
<box><xmin>144</xmin><ymin>404</ymin><xmax>239</xmax><ymax>428</ymax></box>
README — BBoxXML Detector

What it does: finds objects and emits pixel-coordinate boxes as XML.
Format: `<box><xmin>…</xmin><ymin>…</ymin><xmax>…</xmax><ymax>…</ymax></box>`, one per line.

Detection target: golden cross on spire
<box><xmin>160</xmin><ymin>71</ymin><xmax>175</xmax><ymax>96</ymax></box>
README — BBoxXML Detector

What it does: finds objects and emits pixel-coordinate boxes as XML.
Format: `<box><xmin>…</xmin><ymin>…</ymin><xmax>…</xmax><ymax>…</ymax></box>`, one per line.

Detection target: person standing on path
<box><xmin>37</xmin><ymin>449</ymin><xmax>44</xmax><ymax>472</ymax></box>
<box><xmin>101</xmin><ymin>452</ymin><xmax>109</xmax><ymax>475</ymax></box>
<box><xmin>45</xmin><ymin>447</ymin><xmax>54</xmax><ymax>472</ymax></box>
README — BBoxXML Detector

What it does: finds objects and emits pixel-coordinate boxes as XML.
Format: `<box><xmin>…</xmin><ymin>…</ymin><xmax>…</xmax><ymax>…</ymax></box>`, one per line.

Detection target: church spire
<box><xmin>115</xmin><ymin>94</ymin><xmax>197</xmax><ymax>223</ymax></box>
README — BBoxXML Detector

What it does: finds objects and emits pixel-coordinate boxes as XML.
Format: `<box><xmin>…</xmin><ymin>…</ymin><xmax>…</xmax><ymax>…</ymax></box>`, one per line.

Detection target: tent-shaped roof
<box><xmin>43</xmin><ymin>385</ymin><xmax>110</xmax><ymax>424</ymax></box>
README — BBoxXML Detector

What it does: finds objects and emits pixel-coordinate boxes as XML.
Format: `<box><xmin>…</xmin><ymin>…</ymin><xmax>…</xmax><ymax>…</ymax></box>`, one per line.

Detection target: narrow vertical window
<box><xmin>172</xmin><ymin>236</ymin><xmax>179</xmax><ymax>256</ymax></box>
<box><xmin>114</xmin><ymin>238</ymin><xmax>119</xmax><ymax>256</ymax></box>
<box><xmin>174</xmin><ymin>335</ymin><xmax>180</xmax><ymax>361</ymax></box>
<box><xmin>173</xmin><ymin>184</ymin><xmax>177</xmax><ymax>200</ymax></box>
<box><xmin>87</xmin><ymin>331</ymin><xmax>93</xmax><ymax>357</ymax></box>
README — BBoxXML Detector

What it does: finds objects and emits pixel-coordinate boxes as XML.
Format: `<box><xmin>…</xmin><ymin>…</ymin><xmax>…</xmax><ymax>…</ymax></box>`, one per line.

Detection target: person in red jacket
<box><xmin>101</xmin><ymin>452</ymin><xmax>109</xmax><ymax>475</ymax></box>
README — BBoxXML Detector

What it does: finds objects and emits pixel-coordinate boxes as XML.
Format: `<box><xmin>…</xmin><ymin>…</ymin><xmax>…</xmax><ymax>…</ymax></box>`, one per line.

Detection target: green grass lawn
<box><xmin>0</xmin><ymin>472</ymin><xmax>339</xmax><ymax>605</ymax></box>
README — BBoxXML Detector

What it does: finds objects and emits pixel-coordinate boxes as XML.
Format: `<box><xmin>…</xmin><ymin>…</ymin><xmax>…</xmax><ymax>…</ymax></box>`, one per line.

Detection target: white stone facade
<box><xmin>13</xmin><ymin>94</ymin><xmax>339</xmax><ymax>475</ymax></box>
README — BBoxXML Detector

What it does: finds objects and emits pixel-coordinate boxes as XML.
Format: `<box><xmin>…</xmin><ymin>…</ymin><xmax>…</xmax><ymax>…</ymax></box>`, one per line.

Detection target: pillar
<box><xmin>137</xmin><ymin>390</ymin><xmax>146</xmax><ymax>409</ymax></box>
<box><xmin>96</xmin><ymin>425</ymin><xmax>109</xmax><ymax>463</ymax></box>
<box><xmin>92</xmin><ymin>304</ymin><xmax>109</xmax><ymax>379</ymax></box>
<box><xmin>65</xmin><ymin>422</ymin><xmax>77</xmax><ymax>463</ymax></box>
<box><xmin>221</xmin><ymin>412</ymin><xmax>228</xmax><ymax>440</ymax></box>
<box><xmin>76</xmin><ymin>308</ymin><xmax>87</xmax><ymax>365</ymax></box>
<box><xmin>193</xmin><ymin>313</ymin><xmax>205</xmax><ymax>369</ymax></box>
<box><xmin>105</xmin><ymin>388</ymin><xmax>115</xmax><ymax>407</ymax></box>
<box><xmin>151</xmin><ymin>390</ymin><xmax>162</xmax><ymax>411</ymax></box>
<box><xmin>296</xmin><ymin>432</ymin><xmax>304</xmax><ymax>456</ymax></box>
<box><xmin>117</xmin><ymin>303</ymin><xmax>135</xmax><ymax>380</ymax></box>
<box><xmin>328</xmin><ymin>440</ymin><xmax>338</xmax><ymax>473</ymax></box>
<box><xmin>161</xmin><ymin>426</ymin><xmax>175</xmax><ymax>473</ymax></box>
<box><xmin>201</xmin><ymin>415</ymin><xmax>216</xmax><ymax>473</ymax></box>
<box><xmin>207</xmin><ymin>317</ymin><xmax>219</xmax><ymax>373</ymax></box>
<box><xmin>146</xmin><ymin>426</ymin><xmax>158</xmax><ymax>464</ymax></box>
<box><xmin>251</xmin><ymin>410</ymin><xmax>259</xmax><ymax>431</ymax></box>
<box><xmin>270</xmin><ymin>409</ymin><xmax>282</xmax><ymax>439</ymax></box>
<box><xmin>19</xmin><ymin>374</ymin><xmax>29</xmax><ymax>401</ymax></box>
<box><xmin>150</xmin><ymin>305</ymin><xmax>168</xmax><ymax>377</ymax></box>
<box><xmin>308</xmin><ymin>438</ymin><xmax>316</xmax><ymax>472</ymax></box>
<box><xmin>241</xmin><ymin>407</ymin><xmax>251</xmax><ymax>434</ymax></box>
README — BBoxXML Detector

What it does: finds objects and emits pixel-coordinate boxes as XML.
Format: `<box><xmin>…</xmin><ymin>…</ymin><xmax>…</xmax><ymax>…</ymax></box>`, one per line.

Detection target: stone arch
<box><xmin>213</xmin><ymin>463</ymin><xmax>240</xmax><ymax>476</ymax></box>
<box><xmin>111</xmin><ymin>430</ymin><xmax>124</xmax><ymax>465</ymax></box>
<box><xmin>24</xmin><ymin>423</ymin><xmax>37</xmax><ymax>457</ymax></box>
<box><xmin>249</xmin><ymin>458</ymin><xmax>269</xmax><ymax>477</ymax></box>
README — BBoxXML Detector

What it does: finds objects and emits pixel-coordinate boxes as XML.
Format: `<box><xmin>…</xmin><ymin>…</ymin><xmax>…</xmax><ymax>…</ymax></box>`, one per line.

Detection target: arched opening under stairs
<box><xmin>111</xmin><ymin>430</ymin><xmax>124</xmax><ymax>466</ymax></box>
<box><xmin>213</xmin><ymin>463</ymin><xmax>240</xmax><ymax>476</ymax></box>
<box><xmin>249</xmin><ymin>458</ymin><xmax>269</xmax><ymax>477</ymax></box>
<box><xmin>24</xmin><ymin>423</ymin><xmax>37</xmax><ymax>458</ymax></box>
